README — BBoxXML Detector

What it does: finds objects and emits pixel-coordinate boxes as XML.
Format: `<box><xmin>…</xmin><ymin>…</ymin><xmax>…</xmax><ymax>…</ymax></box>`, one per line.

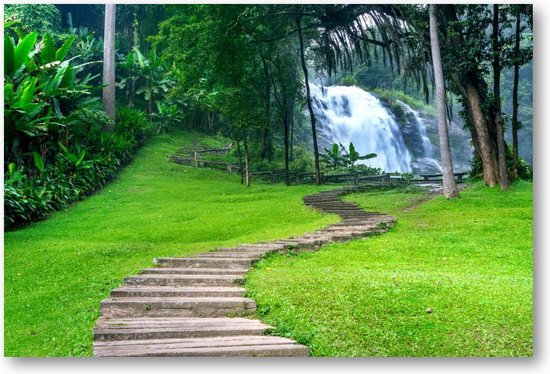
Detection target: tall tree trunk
<box><xmin>290</xmin><ymin>111</ymin><xmax>294</xmax><ymax>161</ymax></box>
<box><xmin>236</xmin><ymin>139</ymin><xmax>244</xmax><ymax>185</ymax></box>
<box><xmin>102</xmin><ymin>4</ymin><xmax>116</xmax><ymax>126</ymax></box>
<box><xmin>511</xmin><ymin>8</ymin><xmax>521</xmax><ymax>179</ymax></box>
<box><xmin>243</xmin><ymin>129</ymin><xmax>251</xmax><ymax>187</ymax></box>
<box><xmin>283</xmin><ymin>105</ymin><xmax>291</xmax><ymax>186</ymax></box>
<box><xmin>260</xmin><ymin>58</ymin><xmax>273</xmax><ymax>161</ymax></box>
<box><xmin>296</xmin><ymin>16</ymin><xmax>321</xmax><ymax>185</ymax></box>
<box><xmin>492</xmin><ymin>4</ymin><xmax>509</xmax><ymax>190</ymax></box>
<box><xmin>441</xmin><ymin>5</ymin><xmax>499</xmax><ymax>187</ymax></box>
<box><xmin>462</xmin><ymin>78</ymin><xmax>499</xmax><ymax>187</ymax></box>
<box><xmin>429</xmin><ymin>4</ymin><xmax>458</xmax><ymax>198</ymax></box>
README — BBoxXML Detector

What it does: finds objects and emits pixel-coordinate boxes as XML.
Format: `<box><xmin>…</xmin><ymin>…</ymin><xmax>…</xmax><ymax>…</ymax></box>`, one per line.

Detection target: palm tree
<box><xmin>429</xmin><ymin>4</ymin><xmax>458</xmax><ymax>198</ymax></box>
<box><xmin>102</xmin><ymin>4</ymin><xmax>116</xmax><ymax>126</ymax></box>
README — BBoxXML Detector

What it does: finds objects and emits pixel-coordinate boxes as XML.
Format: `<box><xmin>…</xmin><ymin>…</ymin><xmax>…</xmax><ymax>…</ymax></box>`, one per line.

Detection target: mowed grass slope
<box><xmin>246</xmin><ymin>182</ymin><xmax>533</xmax><ymax>356</ymax></box>
<box><xmin>4</xmin><ymin>130</ymin><xmax>338</xmax><ymax>357</ymax></box>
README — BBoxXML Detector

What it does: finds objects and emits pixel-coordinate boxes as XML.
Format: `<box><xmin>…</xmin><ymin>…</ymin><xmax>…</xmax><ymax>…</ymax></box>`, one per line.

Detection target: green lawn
<box><xmin>4</xmin><ymin>129</ymin><xmax>533</xmax><ymax>357</ymax></box>
<box><xmin>246</xmin><ymin>182</ymin><xmax>533</xmax><ymax>356</ymax></box>
<box><xmin>3</xmin><ymin>130</ymin><xmax>339</xmax><ymax>357</ymax></box>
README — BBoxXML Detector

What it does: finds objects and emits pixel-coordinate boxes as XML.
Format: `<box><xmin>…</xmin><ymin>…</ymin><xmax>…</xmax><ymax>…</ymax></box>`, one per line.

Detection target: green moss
<box><xmin>372</xmin><ymin>88</ymin><xmax>436</xmax><ymax>117</ymax></box>
<box><xmin>246</xmin><ymin>182</ymin><xmax>533</xmax><ymax>356</ymax></box>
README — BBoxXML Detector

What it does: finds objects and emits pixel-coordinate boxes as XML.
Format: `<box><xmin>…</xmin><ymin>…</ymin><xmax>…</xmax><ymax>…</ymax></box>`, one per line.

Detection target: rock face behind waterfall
<box><xmin>311</xmin><ymin>85</ymin><xmax>472</xmax><ymax>174</ymax></box>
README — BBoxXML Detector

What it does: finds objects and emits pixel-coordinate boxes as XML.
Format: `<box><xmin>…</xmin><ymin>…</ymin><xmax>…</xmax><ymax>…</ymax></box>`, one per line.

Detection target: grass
<box><xmin>371</xmin><ymin>87</ymin><xmax>436</xmax><ymax>116</ymax></box>
<box><xmin>3</xmin><ymin>129</ymin><xmax>339</xmax><ymax>357</ymax></box>
<box><xmin>246</xmin><ymin>181</ymin><xmax>533</xmax><ymax>356</ymax></box>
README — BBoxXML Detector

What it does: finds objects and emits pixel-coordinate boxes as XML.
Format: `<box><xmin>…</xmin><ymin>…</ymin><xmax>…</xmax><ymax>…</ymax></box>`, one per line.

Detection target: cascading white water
<box><xmin>311</xmin><ymin>85</ymin><xmax>413</xmax><ymax>173</ymax></box>
<box><xmin>397</xmin><ymin>100</ymin><xmax>443</xmax><ymax>174</ymax></box>
<box><xmin>398</xmin><ymin>100</ymin><xmax>435</xmax><ymax>159</ymax></box>
<box><xmin>311</xmin><ymin>84</ymin><xmax>446</xmax><ymax>174</ymax></box>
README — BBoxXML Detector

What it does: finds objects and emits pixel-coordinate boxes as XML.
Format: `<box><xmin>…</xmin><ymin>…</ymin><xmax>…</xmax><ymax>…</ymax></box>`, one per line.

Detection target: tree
<box><xmin>506</xmin><ymin>5</ymin><xmax>533</xmax><ymax>178</ymax></box>
<box><xmin>429</xmin><ymin>5</ymin><xmax>458</xmax><ymax>198</ymax></box>
<box><xmin>491</xmin><ymin>4</ymin><xmax>509</xmax><ymax>190</ymax></box>
<box><xmin>438</xmin><ymin>5</ymin><xmax>500</xmax><ymax>187</ymax></box>
<box><xmin>296</xmin><ymin>15</ymin><xmax>321</xmax><ymax>185</ymax></box>
<box><xmin>102</xmin><ymin>4</ymin><xmax>116</xmax><ymax>125</ymax></box>
<box><xmin>270</xmin><ymin>50</ymin><xmax>300</xmax><ymax>185</ymax></box>
<box><xmin>511</xmin><ymin>8</ymin><xmax>521</xmax><ymax>179</ymax></box>
<box><xmin>4</xmin><ymin>4</ymin><xmax>62</xmax><ymax>37</ymax></box>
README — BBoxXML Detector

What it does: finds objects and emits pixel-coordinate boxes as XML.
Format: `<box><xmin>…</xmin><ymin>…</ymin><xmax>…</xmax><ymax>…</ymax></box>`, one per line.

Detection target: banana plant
<box><xmin>347</xmin><ymin>142</ymin><xmax>377</xmax><ymax>169</ymax></box>
<box><xmin>321</xmin><ymin>143</ymin><xmax>347</xmax><ymax>170</ymax></box>
<box><xmin>4</xmin><ymin>26</ymin><xmax>98</xmax><ymax>166</ymax></box>
<box><xmin>150</xmin><ymin>101</ymin><xmax>183</xmax><ymax>133</ymax></box>
<box><xmin>321</xmin><ymin>142</ymin><xmax>377</xmax><ymax>171</ymax></box>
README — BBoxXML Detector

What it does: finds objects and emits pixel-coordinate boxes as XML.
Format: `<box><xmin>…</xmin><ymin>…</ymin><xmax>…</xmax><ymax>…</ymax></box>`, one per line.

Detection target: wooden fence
<box><xmin>169</xmin><ymin>153</ymin><xmax>468</xmax><ymax>186</ymax></box>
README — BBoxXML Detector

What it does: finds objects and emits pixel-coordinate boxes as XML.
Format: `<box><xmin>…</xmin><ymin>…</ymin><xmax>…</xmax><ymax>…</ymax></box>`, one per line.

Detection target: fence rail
<box><xmin>168</xmin><ymin>154</ymin><xmax>468</xmax><ymax>186</ymax></box>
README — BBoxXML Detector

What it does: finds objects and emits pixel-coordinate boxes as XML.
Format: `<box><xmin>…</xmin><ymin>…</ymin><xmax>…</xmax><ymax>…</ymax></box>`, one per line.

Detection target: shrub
<box><xmin>116</xmin><ymin>107</ymin><xmax>152</xmax><ymax>146</ymax></box>
<box><xmin>469</xmin><ymin>146</ymin><xmax>533</xmax><ymax>182</ymax></box>
<box><xmin>340</xmin><ymin>75</ymin><xmax>357</xmax><ymax>87</ymax></box>
<box><xmin>4</xmin><ymin>4</ymin><xmax>62</xmax><ymax>37</ymax></box>
<box><xmin>65</xmin><ymin>108</ymin><xmax>114</xmax><ymax>150</ymax></box>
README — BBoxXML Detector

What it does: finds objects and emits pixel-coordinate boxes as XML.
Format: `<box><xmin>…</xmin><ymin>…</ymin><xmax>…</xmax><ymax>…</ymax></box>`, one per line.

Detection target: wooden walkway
<box><xmin>92</xmin><ymin>186</ymin><xmax>396</xmax><ymax>356</ymax></box>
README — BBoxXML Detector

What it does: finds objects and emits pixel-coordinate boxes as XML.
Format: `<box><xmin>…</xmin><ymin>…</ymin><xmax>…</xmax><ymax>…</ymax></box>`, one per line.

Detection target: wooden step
<box><xmin>101</xmin><ymin>297</ymin><xmax>256</xmax><ymax>318</ymax></box>
<box><xmin>217</xmin><ymin>245</ymin><xmax>282</xmax><ymax>252</ymax></box>
<box><xmin>154</xmin><ymin>257</ymin><xmax>254</xmax><ymax>268</ymax></box>
<box><xmin>111</xmin><ymin>286</ymin><xmax>246</xmax><ymax>298</ymax></box>
<box><xmin>125</xmin><ymin>274</ymin><xmax>244</xmax><ymax>287</ymax></box>
<box><xmin>194</xmin><ymin>252</ymin><xmax>265</xmax><ymax>259</ymax></box>
<box><xmin>93</xmin><ymin>335</ymin><xmax>309</xmax><ymax>357</ymax></box>
<box><xmin>94</xmin><ymin>317</ymin><xmax>270</xmax><ymax>341</ymax></box>
<box><xmin>140</xmin><ymin>267</ymin><xmax>248</xmax><ymax>275</ymax></box>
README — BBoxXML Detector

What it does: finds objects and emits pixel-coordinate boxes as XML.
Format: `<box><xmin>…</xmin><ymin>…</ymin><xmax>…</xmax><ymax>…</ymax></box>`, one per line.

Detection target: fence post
<box><xmin>385</xmin><ymin>173</ymin><xmax>391</xmax><ymax>184</ymax></box>
<box><xmin>354</xmin><ymin>173</ymin><xmax>359</xmax><ymax>185</ymax></box>
<box><xmin>227</xmin><ymin>164</ymin><xmax>232</xmax><ymax>173</ymax></box>
<box><xmin>194</xmin><ymin>152</ymin><xmax>199</xmax><ymax>167</ymax></box>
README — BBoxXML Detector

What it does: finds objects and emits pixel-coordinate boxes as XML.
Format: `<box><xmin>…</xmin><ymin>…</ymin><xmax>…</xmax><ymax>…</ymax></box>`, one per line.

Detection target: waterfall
<box><xmin>311</xmin><ymin>84</ymin><xmax>448</xmax><ymax>174</ymax></box>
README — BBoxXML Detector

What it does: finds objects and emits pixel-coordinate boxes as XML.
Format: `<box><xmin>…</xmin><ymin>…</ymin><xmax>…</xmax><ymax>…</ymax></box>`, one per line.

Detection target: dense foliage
<box><xmin>4</xmin><ymin>3</ymin><xmax>534</xmax><ymax>228</ymax></box>
<box><xmin>3</xmin><ymin>19</ymin><xmax>155</xmax><ymax>229</ymax></box>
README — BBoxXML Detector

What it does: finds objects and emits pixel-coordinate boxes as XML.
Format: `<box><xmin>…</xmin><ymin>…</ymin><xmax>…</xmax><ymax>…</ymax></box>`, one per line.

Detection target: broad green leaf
<box><xmin>4</xmin><ymin>20</ymin><xmax>21</xmax><ymax>29</ymax></box>
<box><xmin>41</xmin><ymin>34</ymin><xmax>55</xmax><ymax>64</ymax></box>
<box><xmin>60</xmin><ymin>66</ymin><xmax>76</xmax><ymax>88</ymax></box>
<box><xmin>133</xmin><ymin>47</ymin><xmax>146</xmax><ymax>67</ymax></box>
<box><xmin>4</xmin><ymin>83</ymin><xmax>14</xmax><ymax>103</ymax></box>
<box><xmin>125</xmin><ymin>51</ymin><xmax>134</xmax><ymax>66</ymax></box>
<box><xmin>17</xmin><ymin>77</ymin><xmax>38</xmax><ymax>107</ymax></box>
<box><xmin>32</xmin><ymin>152</ymin><xmax>45</xmax><ymax>173</ymax></box>
<box><xmin>4</xmin><ymin>35</ymin><xmax>15</xmax><ymax>77</ymax></box>
<box><xmin>14</xmin><ymin>32</ymin><xmax>38</xmax><ymax>73</ymax></box>
<box><xmin>67</xmin><ymin>153</ymin><xmax>78</xmax><ymax>164</ymax></box>
<box><xmin>52</xmin><ymin>98</ymin><xmax>63</xmax><ymax>117</ymax></box>
<box><xmin>55</xmin><ymin>35</ymin><xmax>77</xmax><ymax>61</ymax></box>
<box><xmin>361</xmin><ymin>153</ymin><xmax>377</xmax><ymax>160</ymax></box>
<box><xmin>332</xmin><ymin>143</ymin><xmax>339</xmax><ymax>156</ymax></box>
<box><xmin>349</xmin><ymin>142</ymin><xmax>357</xmax><ymax>156</ymax></box>
<box><xmin>76</xmin><ymin>150</ymin><xmax>86</xmax><ymax>166</ymax></box>
<box><xmin>44</xmin><ymin>63</ymin><xmax>68</xmax><ymax>95</ymax></box>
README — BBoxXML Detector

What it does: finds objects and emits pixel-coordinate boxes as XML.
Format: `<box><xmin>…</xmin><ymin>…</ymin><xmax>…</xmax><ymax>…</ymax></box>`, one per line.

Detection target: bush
<box><xmin>65</xmin><ymin>108</ymin><xmax>114</xmax><ymax>150</ymax></box>
<box><xmin>340</xmin><ymin>75</ymin><xmax>358</xmax><ymax>87</ymax></box>
<box><xmin>4</xmin><ymin>107</ymin><xmax>154</xmax><ymax>230</ymax></box>
<box><xmin>116</xmin><ymin>107</ymin><xmax>152</xmax><ymax>146</ymax></box>
<box><xmin>3</xmin><ymin>18</ymin><xmax>156</xmax><ymax>229</ymax></box>
<box><xmin>469</xmin><ymin>146</ymin><xmax>533</xmax><ymax>183</ymax></box>
<box><xmin>4</xmin><ymin>4</ymin><xmax>62</xmax><ymax>37</ymax></box>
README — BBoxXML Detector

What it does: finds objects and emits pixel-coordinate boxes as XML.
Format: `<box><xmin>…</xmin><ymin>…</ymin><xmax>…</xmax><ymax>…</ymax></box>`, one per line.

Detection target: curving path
<box><xmin>93</xmin><ymin>186</ymin><xmax>396</xmax><ymax>357</ymax></box>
